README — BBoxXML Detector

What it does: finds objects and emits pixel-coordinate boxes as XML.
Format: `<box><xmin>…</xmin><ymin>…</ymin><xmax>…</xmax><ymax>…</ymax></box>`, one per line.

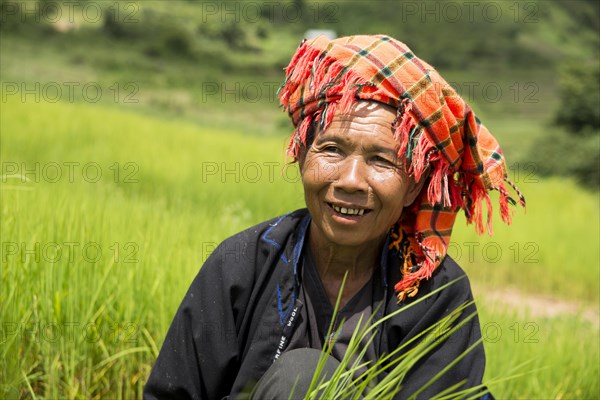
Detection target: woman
<box><xmin>144</xmin><ymin>34</ymin><xmax>524</xmax><ymax>399</ymax></box>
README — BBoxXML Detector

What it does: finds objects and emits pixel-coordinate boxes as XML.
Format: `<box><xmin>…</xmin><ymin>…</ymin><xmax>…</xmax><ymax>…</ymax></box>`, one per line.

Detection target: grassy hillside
<box><xmin>1</xmin><ymin>1</ymin><xmax>598</xmax><ymax>398</ymax></box>
<box><xmin>2</xmin><ymin>0</ymin><xmax>598</xmax><ymax>141</ymax></box>
<box><xmin>1</xmin><ymin>98</ymin><xmax>598</xmax><ymax>399</ymax></box>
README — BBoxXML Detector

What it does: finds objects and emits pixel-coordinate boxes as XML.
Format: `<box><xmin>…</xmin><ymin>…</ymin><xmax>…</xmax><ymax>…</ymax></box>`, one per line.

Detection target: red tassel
<box><xmin>484</xmin><ymin>190</ymin><xmax>493</xmax><ymax>236</ymax></box>
<box><xmin>442</xmin><ymin>174</ymin><xmax>451</xmax><ymax>207</ymax></box>
<box><xmin>298</xmin><ymin>116</ymin><xmax>312</xmax><ymax>145</ymax></box>
<box><xmin>412</xmin><ymin>133</ymin><xmax>431</xmax><ymax>182</ymax></box>
<box><xmin>279</xmin><ymin>43</ymin><xmax>327</xmax><ymax>113</ymax></box>
<box><xmin>504</xmin><ymin>176</ymin><xmax>527</xmax><ymax>209</ymax></box>
<box><xmin>466</xmin><ymin>184</ymin><xmax>494</xmax><ymax>235</ymax></box>
<box><xmin>284</xmin><ymin>40</ymin><xmax>308</xmax><ymax>75</ymax></box>
<box><xmin>395</xmin><ymin>124</ymin><xmax>410</xmax><ymax>164</ymax></box>
<box><xmin>324</xmin><ymin>101</ymin><xmax>337</xmax><ymax>127</ymax></box>
<box><xmin>338</xmin><ymin>72</ymin><xmax>370</xmax><ymax>114</ymax></box>
<box><xmin>427</xmin><ymin>162</ymin><xmax>449</xmax><ymax>205</ymax></box>
<box><xmin>397</xmin><ymin>99</ymin><xmax>414</xmax><ymax>136</ymax></box>
<box><xmin>287</xmin><ymin>115</ymin><xmax>313</xmax><ymax>158</ymax></box>
<box><xmin>289</xmin><ymin>47</ymin><xmax>319</xmax><ymax>84</ymax></box>
<box><xmin>339</xmin><ymin>86</ymin><xmax>356</xmax><ymax>113</ymax></box>
<box><xmin>468</xmin><ymin>184</ymin><xmax>484</xmax><ymax>234</ymax></box>
<box><xmin>448</xmin><ymin>177</ymin><xmax>463</xmax><ymax>210</ymax></box>
<box><xmin>497</xmin><ymin>183</ymin><xmax>514</xmax><ymax>225</ymax></box>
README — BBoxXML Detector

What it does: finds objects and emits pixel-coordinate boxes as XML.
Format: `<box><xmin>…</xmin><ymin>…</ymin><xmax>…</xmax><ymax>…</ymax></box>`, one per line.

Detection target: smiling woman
<box><xmin>301</xmin><ymin>102</ymin><xmax>422</xmax><ymax>251</ymax></box>
<box><xmin>300</xmin><ymin>102</ymin><xmax>425</xmax><ymax>308</ymax></box>
<box><xmin>144</xmin><ymin>35</ymin><xmax>524</xmax><ymax>399</ymax></box>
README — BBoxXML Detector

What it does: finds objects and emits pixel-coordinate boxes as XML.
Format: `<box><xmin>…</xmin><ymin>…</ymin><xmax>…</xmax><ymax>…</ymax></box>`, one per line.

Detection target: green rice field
<box><xmin>1</xmin><ymin>98</ymin><xmax>598</xmax><ymax>399</ymax></box>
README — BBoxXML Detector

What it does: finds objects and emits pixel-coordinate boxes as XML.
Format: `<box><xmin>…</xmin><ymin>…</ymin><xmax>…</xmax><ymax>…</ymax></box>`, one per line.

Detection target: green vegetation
<box><xmin>303</xmin><ymin>277</ymin><xmax>490</xmax><ymax>400</ymax></box>
<box><xmin>2</xmin><ymin>98</ymin><xmax>598</xmax><ymax>399</ymax></box>
<box><xmin>0</xmin><ymin>99</ymin><xmax>304</xmax><ymax>399</ymax></box>
<box><xmin>1</xmin><ymin>0</ymin><xmax>599</xmax><ymax>398</ymax></box>
<box><xmin>1</xmin><ymin>0</ymin><xmax>598</xmax><ymax>143</ymax></box>
<box><xmin>527</xmin><ymin>62</ymin><xmax>600</xmax><ymax>189</ymax></box>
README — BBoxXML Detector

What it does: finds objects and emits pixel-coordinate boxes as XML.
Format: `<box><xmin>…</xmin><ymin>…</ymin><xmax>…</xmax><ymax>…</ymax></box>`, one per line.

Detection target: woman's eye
<box><xmin>374</xmin><ymin>156</ymin><xmax>394</xmax><ymax>166</ymax></box>
<box><xmin>323</xmin><ymin>145</ymin><xmax>340</xmax><ymax>154</ymax></box>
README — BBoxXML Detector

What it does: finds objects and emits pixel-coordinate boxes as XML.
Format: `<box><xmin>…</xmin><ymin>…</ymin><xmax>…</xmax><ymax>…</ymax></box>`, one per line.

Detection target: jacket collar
<box><xmin>290</xmin><ymin>209</ymin><xmax>393</xmax><ymax>290</ymax></box>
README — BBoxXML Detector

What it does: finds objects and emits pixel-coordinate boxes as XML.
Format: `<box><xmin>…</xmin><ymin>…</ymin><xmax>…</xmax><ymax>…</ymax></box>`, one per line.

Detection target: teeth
<box><xmin>332</xmin><ymin>205</ymin><xmax>366</xmax><ymax>216</ymax></box>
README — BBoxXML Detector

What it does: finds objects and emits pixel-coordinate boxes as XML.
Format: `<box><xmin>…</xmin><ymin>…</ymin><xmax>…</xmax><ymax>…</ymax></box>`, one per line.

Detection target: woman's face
<box><xmin>300</xmin><ymin>101</ymin><xmax>422</xmax><ymax>249</ymax></box>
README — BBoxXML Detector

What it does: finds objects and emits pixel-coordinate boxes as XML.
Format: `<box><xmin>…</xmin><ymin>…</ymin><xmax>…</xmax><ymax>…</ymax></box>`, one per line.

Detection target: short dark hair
<box><xmin>295</xmin><ymin>119</ymin><xmax>318</xmax><ymax>161</ymax></box>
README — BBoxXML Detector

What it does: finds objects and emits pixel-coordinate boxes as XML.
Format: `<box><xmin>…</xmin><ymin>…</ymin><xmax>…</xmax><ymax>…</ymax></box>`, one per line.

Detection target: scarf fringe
<box><xmin>449</xmin><ymin>174</ymin><xmax>464</xmax><ymax>210</ymax></box>
<box><xmin>279</xmin><ymin>37</ymin><xmax>527</xmax><ymax>304</ymax></box>
<box><xmin>493</xmin><ymin>176</ymin><xmax>526</xmax><ymax>224</ymax></box>
<box><xmin>504</xmin><ymin>176</ymin><xmax>527</xmax><ymax>208</ymax></box>
<box><xmin>496</xmin><ymin>182</ymin><xmax>514</xmax><ymax>225</ymax></box>
<box><xmin>464</xmin><ymin>176</ymin><xmax>528</xmax><ymax>236</ymax></box>
<box><xmin>394</xmin><ymin>99</ymin><xmax>416</xmax><ymax>157</ymax></box>
<box><xmin>465</xmin><ymin>183</ymin><xmax>494</xmax><ymax>235</ymax></box>
<box><xmin>280</xmin><ymin>43</ymin><xmax>372</xmax><ymax>159</ymax></box>
<box><xmin>287</xmin><ymin>115</ymin><xmax>314</xmax><ymax>157</ymax></box>
<box><xmin>412</xmin><ymin>132</ymin><xmax>431</xmax><ymax>183</ymax></box>
<box><xmin>427</xmin><ymin>162</ymin><xmax>452</xmax><ymax>207</ymax></box>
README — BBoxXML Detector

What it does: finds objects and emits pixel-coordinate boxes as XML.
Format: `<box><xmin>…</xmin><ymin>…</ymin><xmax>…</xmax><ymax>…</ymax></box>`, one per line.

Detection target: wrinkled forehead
<box><xmin>302</xmin><ymin>101</ymin><xmax>400</xmax><ymax>151</ymax></box>
<box><xmin>322</xmin><ymin>101</ymin><xmax>397</xmax><ymax>133</ymax></box>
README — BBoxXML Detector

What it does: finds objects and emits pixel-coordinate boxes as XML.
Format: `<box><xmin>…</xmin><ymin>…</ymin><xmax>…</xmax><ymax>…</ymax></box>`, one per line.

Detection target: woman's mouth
<box><xmin>328</xmin><ymin>203</ymin><xmax>370</xmax><ymax>217</ymax></box>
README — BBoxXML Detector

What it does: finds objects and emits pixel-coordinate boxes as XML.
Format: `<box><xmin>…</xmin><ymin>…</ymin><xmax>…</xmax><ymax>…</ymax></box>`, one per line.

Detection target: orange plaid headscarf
<box><xmin>278</xmin><ymin>35</ymin><xmax>525</xmax><ymax>302</ymax></box>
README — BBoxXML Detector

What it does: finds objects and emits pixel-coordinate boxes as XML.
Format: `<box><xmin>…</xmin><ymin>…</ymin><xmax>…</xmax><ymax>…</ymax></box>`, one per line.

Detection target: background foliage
<box><xmin>1</xmin><ymin>0</ymin><xmax>599</xmax><ymax>399</ymax></box>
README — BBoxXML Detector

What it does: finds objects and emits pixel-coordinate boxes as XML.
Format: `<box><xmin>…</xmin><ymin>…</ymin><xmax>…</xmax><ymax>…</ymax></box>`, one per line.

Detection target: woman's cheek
<box><xmin>303</xmin><ymin>157</ymin><xmax>338</xmax><ymax>185</ymax></box>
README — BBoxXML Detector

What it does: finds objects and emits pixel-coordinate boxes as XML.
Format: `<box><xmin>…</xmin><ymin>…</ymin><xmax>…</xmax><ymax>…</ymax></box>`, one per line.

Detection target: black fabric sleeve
<box><xmin>390</xmin><ymin>257</ymin><xmax>486</xmax><ymax>399</ymax></box>
<box><xmin>143</xmin><ymin>239</ymin><xmax>254</xmax><ymax>400</ymax></box>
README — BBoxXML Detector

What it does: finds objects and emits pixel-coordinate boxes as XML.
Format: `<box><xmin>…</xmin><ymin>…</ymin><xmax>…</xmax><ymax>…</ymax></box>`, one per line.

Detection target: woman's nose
<box><xmin>333</xmin><ymin>157</ymin><xmax>368</xmax><ymax>193</ymax></box>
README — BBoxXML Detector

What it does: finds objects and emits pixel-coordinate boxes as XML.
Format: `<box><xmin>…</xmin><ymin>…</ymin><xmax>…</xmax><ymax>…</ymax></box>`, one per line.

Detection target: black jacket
<box><xmin>144</xmin><ymin>209</ymin><xmax>486</xmax><ymax>399</ymax></box>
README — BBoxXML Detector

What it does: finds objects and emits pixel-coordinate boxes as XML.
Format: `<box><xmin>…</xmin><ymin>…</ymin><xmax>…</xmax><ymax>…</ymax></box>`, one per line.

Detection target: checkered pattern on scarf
<box><xmin>279</xmin><ymin>35</ymin><xmax>525</xmax><ymax>301</ymax></box>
